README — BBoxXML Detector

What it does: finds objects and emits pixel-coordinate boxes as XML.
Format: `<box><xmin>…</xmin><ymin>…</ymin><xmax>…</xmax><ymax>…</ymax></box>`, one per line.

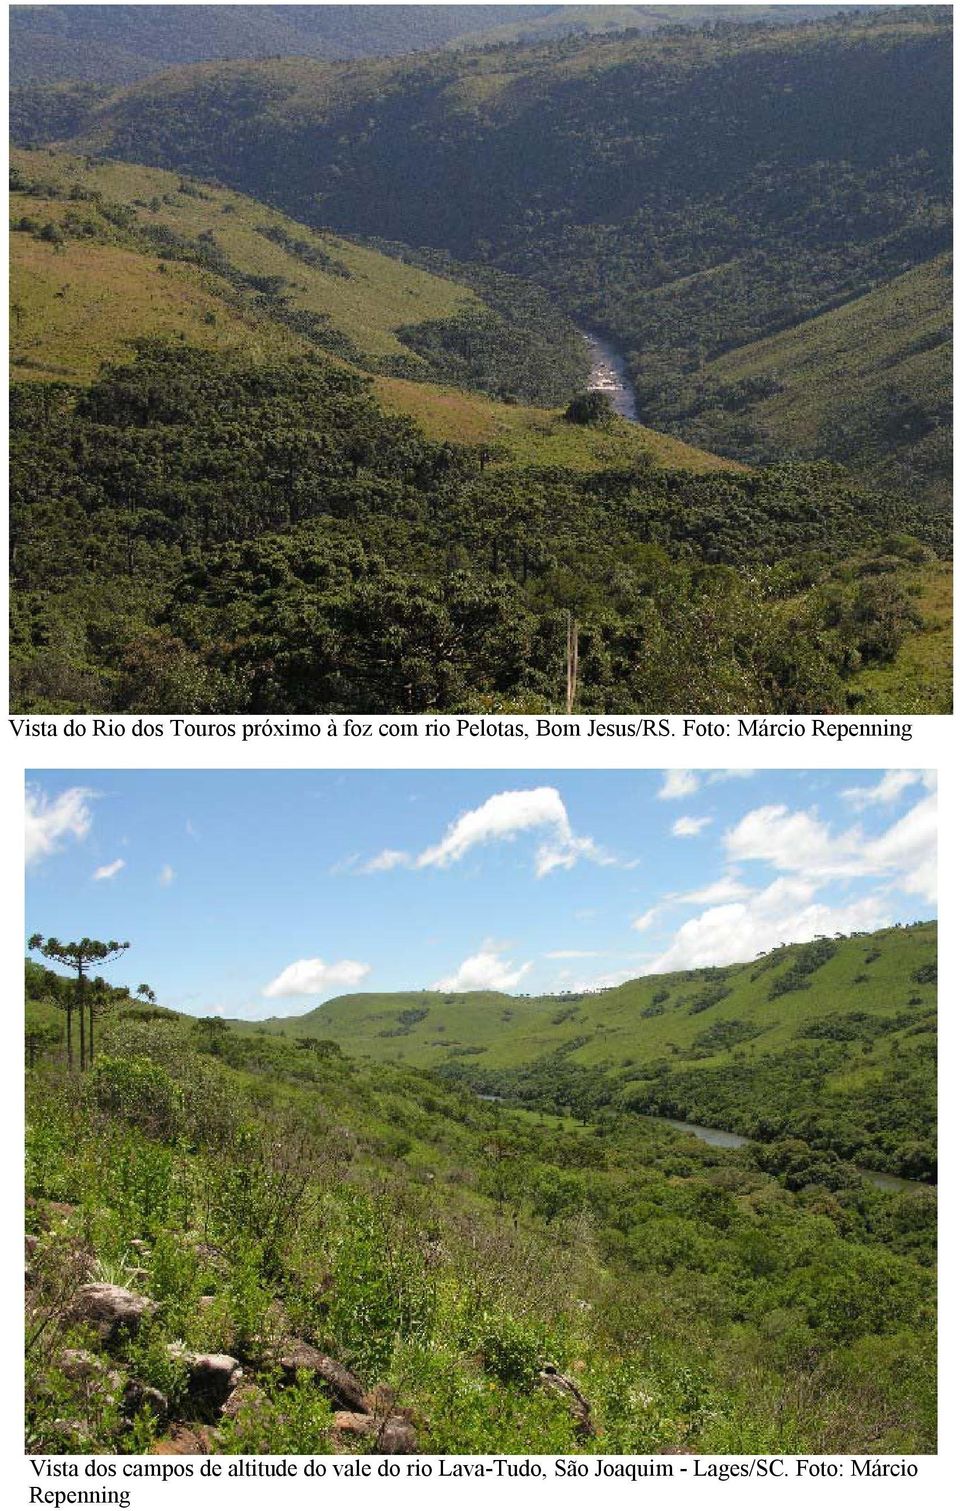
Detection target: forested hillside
<box><xmin>9</xmin><ymin>14</ymin><xmax>952</xmax><ymax>714</ymax></box>
<box><xmin>10</xmin><ymin>6</ymin><xmax>857</xmax><ymax>85</ymax></box>
<box><xmin>14</xmin><ymin>6</ymin><xmax>950</xmax><ymax>501</ymax></box>
<box><xmin>10</xmin><ymin>7</ymin><xmax>557</xmax><ymax>84</ymax></box>
<box><xmin>25</xmin><ymin>947</ymin><xmax>936</xmax><ymax>1455</ymax></box>
<box><xmin>642</xmin><ymin>255</ymin><xmax>952</xmax><ymax>509</ymax></box>
<box><xmin>11</xmin><ymin>338</ymin><xmax>947</xmax><ymax>715</ymax></box>
<box><xmin>262</xmin><ymin>922</ymin><xmax>938</xmax><ymax>1181</ymax></box>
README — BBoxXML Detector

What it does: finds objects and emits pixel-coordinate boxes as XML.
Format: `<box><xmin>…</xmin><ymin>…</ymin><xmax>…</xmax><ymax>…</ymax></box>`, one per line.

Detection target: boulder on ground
<box><xmin>278</xmin><ymin>1342</ymin><xmax>366</xmax><ymax>1411</ymax></box>
<box><xmin>57</xmin><ymin>1349</ymin><xmax>125</xmax><ymax>1403</ymax></box>
<box><xmin>58</xmin><ymin>1348</ymin><xmax>102</xmax><ymax>1382</ymax></box>
<box><xmin>220</xmin><ymin>1381</ymin><xmax>266</xmax><ymax>1421</ymax></box>
<box><xmin>121</xmin><ymin>1380</ymin><xmax>169</xmax><ymax>1420</ymax></box>
<box><xmin>375</xmin><ymin>1415</ymin><xmax>418</xmax><ymax>1454</ymax></box>
<box><xmin>70</xmin><ymin>1284</ymin><xmax>156</xmax><ymax>1342</ymax></box>
<box><xmin>332</xmin><ymin>1411</ymin><xmax>377</xmax><ymax>1439</ymax></box>
<box><xmin>167</xmin><ymin>1347</ymin><xmax>242</xmax><ymax>1408</ymax></box>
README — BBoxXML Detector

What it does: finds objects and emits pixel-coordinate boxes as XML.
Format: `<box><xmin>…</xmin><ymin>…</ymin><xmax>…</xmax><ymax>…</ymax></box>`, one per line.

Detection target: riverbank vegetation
<box><xmin>25</xmin><ymin>937</ymin><xmax>936</xmax><ymax>1456</ymax></box>
<box><xmin>261</xmin><ymin>922</ymin><xmax>938</xmax><ymax>1182</ymax></box>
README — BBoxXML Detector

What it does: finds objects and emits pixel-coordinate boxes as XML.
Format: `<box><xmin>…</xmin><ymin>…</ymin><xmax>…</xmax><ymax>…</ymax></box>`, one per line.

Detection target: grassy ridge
<box><xmin>259</xmin><ymin>923</ymin><xmax>937</xmax><ymax>1072</ymax></box>
<box><xmin>656</xmin><ymin>256</ymin><xmax>952</xmax><ymax>507</ymax></box>
<box><xmin>256</xmin><ymin>923</ymin><xmax>937</xmax><ymax>1176</ymax></box>
<box><xmin>10</xmin><ymin>146</ymin><xmax>478</xmax><ymax>378</ymax></box>
<box><xmin>10</xmin><ymin>147</ymin><xmax>736</xmax><ymax>476</ymax></box>
<box><xmin>374</xmin><ymin>372</ymin><xmax>742</xmax><ymax>473</ymax></box>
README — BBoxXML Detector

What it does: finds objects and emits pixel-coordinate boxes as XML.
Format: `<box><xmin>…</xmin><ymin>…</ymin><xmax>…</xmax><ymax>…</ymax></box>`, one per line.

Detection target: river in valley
<box><xmin>580</xmin><ymin>328</ymin><xmax>640</xmax><ymax>422</ymax></box>
<box><xmin>646</xmin><ymin>1115</ymin><xmax>932</xmax><ymax>1195</ymax></box>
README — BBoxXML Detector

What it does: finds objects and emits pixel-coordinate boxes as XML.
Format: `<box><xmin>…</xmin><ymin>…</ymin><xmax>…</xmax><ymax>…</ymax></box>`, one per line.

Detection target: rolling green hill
<box><xmin>257</xmin><ymin>922</ymin><xmax>938</xmax><ymax>1179</ymax></box>
<box><xmin>25</xmin><ymin>948</ymin><xmax>937</xmax><ymax>1455</ymax></box>
<box><xmin>644</xmin><ymin>255</ymin><xmax>953</xmax><ymax>509</ymax></box>
<box><xmin>16</xmin><ymin>6</ymin><xmax>950</xmax><ymax>499</ymax></box>
<box><xmin>12</xmin><ymin>146</ymin><xmax>734</xmax><ymax>476</ymax></box>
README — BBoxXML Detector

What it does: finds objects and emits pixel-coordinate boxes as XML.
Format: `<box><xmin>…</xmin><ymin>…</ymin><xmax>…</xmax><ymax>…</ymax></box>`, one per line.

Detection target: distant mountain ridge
<box><xmin>10</xmin><ymin>5</ymin><xmax>881</xmax><ymax>84</ymax></box>
<box><xmin>13</xmin><ymin>6</ymin><xmax>950</xmax><ymax>500</ymax></box>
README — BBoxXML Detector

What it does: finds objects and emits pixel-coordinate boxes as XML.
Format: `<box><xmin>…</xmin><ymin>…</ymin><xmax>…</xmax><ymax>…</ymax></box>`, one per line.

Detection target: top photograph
<box><xmin>9</xmin><ymin>2</ymin><xmax>953</xmax><ymax>716</ymax></box>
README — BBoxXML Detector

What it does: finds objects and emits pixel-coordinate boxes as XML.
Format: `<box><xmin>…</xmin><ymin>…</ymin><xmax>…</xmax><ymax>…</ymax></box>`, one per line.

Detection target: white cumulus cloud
<box><xmin>645</xmin><ymin>877</ymin><xmax>893</xmax><ymax>975</ymax></box>
<box><xmin>352</xmin><ymin>848</ymin><xmax>411</xmax><ymax>874</ymax></box>
<box><xmin>92</xmin><ymin>858</ymin><xmax>125</xmax><ymax>882</ymax></box>
<box><xmin>158</xmin><ymin>864</ymin><xmax>175</xmax><ymax>887</ymax></box>
<box><xmin>860</xmin><ymin>791</ymin><xmax>937</xmax><ymax>904</ymax></box>
<box><xmin>842</xmin><ymin>771</ymin><xmax>926</xmax><ymax>809</ymax></box>
<box><xmin>262</xmin><ymin>957</ymin><xmax>371</xmax><ymax>998</ymax></box>
<box><xmin>659</xmin><ymin>771</ymin><xmax>699</xmax><ymax>800</ymax></box>
<box><xmin>632</xmin><ymin>906</ymin><xmax>661</xmax><ymax>932</ymax></box>
<box><xmin>725</xmin><ymin>804</ymin><xmax>846</xmax><ymax>877</ymax></box>
<box><xmin>725</xmin><ymin>795</ymin><xmax>937</xmax><ymax>901</ymax></box>
<box><xmin>672</xmin><ymin>815</ymin><xmax>712</xmax><ymax>838</ymax></box>
<box><xmin>359</xmin><ymin>787</ymin><xmax>616</xmax><ymax>878</ymax></box>
<box><xmin>678</xmin><ymin>872</ymin><xmax>752</xmax><ymax>906</ymax></box>
<box><xmin>433</xmin><ymin>947</ymin><xmax>531</xmax><ymax>993</ymax></box>
<box><xmin>26</xmin><ymin>785</ymin><xmax>93</xmax><ymax>866</ymax></box>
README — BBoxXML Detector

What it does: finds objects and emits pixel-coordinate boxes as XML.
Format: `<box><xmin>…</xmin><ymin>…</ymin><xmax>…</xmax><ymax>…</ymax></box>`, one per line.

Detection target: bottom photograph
<box><xmin>24</xmin><ymin>769</ymin><xmax>936</xmax><ymax>1456</ymax></box>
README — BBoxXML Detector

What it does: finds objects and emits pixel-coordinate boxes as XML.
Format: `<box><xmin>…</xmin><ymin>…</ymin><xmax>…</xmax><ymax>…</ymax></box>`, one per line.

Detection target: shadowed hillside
<box><xmin>14</xmin><ymin>7</ymin><xmax>950</xmax><ymax>500</ymax></box>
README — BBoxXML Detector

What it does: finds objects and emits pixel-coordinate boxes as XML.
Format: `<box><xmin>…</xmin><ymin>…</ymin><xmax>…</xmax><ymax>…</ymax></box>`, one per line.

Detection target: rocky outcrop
<box><xmin>330</xmin><ymin>1411</ymin><xmax>378</xmax><ymax>1448</ymax></box>
<box><xmin>376</xmin><ymin>1415</ymin><xmax>419</xmax><ymax>1454</ymax></box>
<box><xmin>538</xmin><ymin>1363</ymin><xmax>594</xmax><ymax>1438</ymax></box>
<box><xmin>220</xmin><ymin>1382</ymin><xmax>266</xmax><ymax>1422</ymax></box>
<box><xmin>70</xmin><ymin>1284</ymin><xmax>157</xmax><ymax>1343</ymax></box>
<box><xmin>278</xmin><ymin>1342</ymin><xmax>367</xmax><ymax>1411</ymax></box>
<box><xmin>166</xmin><ymin>1347</ymin><xmax>242</xmax><ymax>1410</ymax></box>
<box><xmin>276</xmin><ymin>1346</ymin><xmax>420</xmax><ymax>1453</ymax></box>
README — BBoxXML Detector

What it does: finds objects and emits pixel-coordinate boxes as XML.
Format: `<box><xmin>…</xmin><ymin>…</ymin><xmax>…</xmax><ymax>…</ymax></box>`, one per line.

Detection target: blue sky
<box><xmin>25</xmin><ymin>769</ymin><xmax>936</xmax><ymax>1019</ymax></box>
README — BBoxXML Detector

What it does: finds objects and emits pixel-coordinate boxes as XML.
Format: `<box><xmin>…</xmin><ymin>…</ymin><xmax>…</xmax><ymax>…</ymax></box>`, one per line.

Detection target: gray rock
<box><xmin>167</xmin><ymin>1347</ymin><xmax>242</xmax><ymax>1408</ymax></box>
<box><xmin>220</xmin><ymin>1382</ymin><xmax>267</xmax><ymax>1421</ymax></box>
<box><xmin>278</xmin><ymin>1342</ymin><xmax>366</xmax><ymax>1411</ymax></box>
<box><xmin>58</xmin><ymin>1348</ymin><xmax>105</xmax><ymax>1381</ymax></box>
<box><xmin>70</xmin><ymin>1284</ymin><xmax>157</xmax><ymax>1342</ymax></box>
<box><xmin>376</xmin><ymin>1415</ymin><xmax>418</xmax><ymax>1454</ymax></box>
<box><xmin>121</xmin><ymin>1380</ymin><xmax>169</xmax><ymax>1419</ymax></box>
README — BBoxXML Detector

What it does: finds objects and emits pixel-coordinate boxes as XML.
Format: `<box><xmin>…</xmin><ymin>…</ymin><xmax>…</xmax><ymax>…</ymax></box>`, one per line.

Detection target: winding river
<box><xmin>581</xmin><ymin>327</ymin><xmax>640</xmax><ymax>422</ymax></box>
<box><xmin>647</xmin><ymin>1115</ymin><xmax>933</xmax><ymax>1195</ymax></box>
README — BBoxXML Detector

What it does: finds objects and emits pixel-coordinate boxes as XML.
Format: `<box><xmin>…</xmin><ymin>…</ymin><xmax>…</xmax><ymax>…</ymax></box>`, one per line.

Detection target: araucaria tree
<box><xmin>27</xmin><ymin>936</ymin><xmax>130</xmax><ymax>1071</ymax></box>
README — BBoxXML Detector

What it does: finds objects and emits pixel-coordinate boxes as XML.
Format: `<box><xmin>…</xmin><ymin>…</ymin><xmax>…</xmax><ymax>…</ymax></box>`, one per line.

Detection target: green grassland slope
<box><xmin>258</xmin><ymin>922</ymin><xmax>937</xmax><ymax>1178</ymax></box>
<box><xmin>648</xmin><ymin>256</ymin><xmax>953</xmax><ymax>509</ymax></box>
<box><xmin>25</xmin><ymin>951</ymin><xmax>936</xmax><ymax>1455</ymax></box>
<box><xmin>15</xmin><ymin>7</ymin><xmax>949</xmax><ymax>499</ymax></box>
<box><xmin>10</xmin><ymin>146</ymin><xmax>731</xmax><ymax>476</ymax></box>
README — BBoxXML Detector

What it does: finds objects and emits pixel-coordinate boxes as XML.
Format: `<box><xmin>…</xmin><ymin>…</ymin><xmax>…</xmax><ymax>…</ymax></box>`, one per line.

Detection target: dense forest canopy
<box><xmin>11</xmin><ymin>340</ymin><xmax>947</xmax><ymax>715</ymax></box>
<box><xmin>10</xmin><ymin>5</ymin><xmax>873</xmax><ymax>84</ymax></box>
